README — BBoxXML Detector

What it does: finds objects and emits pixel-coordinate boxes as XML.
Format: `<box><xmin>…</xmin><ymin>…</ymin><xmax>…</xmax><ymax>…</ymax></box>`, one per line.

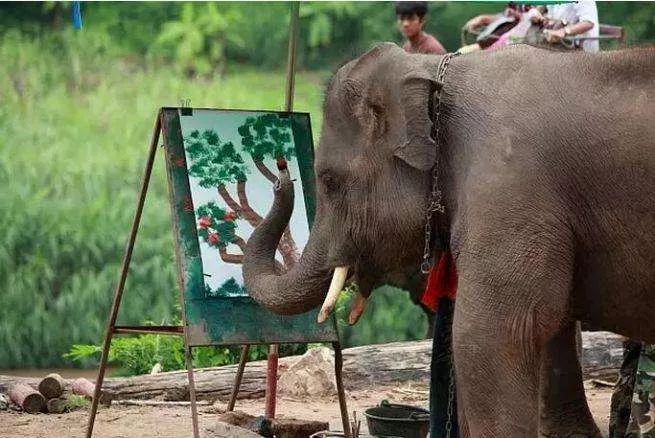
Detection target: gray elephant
<box><xmin>243</xmin><ymin>43</ymin><xmax>655</xmax><ymax>436</ymax></box>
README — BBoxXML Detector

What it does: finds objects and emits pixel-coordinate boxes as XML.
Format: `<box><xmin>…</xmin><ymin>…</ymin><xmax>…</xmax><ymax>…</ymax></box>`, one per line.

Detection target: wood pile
<box><xmin>1</xmin><ymin>374</ymin><xmax>113</xmax><ymax>414</ymax></box>
<box><xmin>0</xmin><ymin>333</ymin><xmax>626</xmax><ymax>407</ymax></box>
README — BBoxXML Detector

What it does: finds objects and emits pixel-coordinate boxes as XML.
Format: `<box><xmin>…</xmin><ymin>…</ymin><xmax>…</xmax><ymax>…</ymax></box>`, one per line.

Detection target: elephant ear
<box><xmin>394</xmin><ymin>67</ymin><xmax>440</xmax><ymax>172</ymax></box>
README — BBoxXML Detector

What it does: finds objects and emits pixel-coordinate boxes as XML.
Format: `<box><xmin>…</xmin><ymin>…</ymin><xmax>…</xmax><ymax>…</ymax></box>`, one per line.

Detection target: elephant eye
<box><xmin>319</xmin><ymin>170</ymin><xmax>340</xmax><ymax>193</ymax></box>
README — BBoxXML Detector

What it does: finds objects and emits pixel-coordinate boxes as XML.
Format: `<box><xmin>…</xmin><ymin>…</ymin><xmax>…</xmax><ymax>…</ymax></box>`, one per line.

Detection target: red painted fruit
<box><xmin>198</xmin><ymin>216</ymin><xmax>212</xmax><ymax>229</ymax></box>
<box><xmin>207</xmin><ymin>233</ymin><xmax>220</xmax><ymax>246</ymax></box>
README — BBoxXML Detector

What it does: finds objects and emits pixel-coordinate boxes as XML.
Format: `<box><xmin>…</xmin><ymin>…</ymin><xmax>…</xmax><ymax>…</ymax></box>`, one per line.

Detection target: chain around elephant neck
<box><xmin>421</xmin><ymin>52</ymin><xmax>459</xmax><ymax>275</ymax></box>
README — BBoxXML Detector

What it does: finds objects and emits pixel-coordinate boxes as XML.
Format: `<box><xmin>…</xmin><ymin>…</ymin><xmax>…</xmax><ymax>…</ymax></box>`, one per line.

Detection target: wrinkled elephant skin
<box><xmin>243</xmin><ymin>43</ymin><xmax>655</xmax><ymax>436</ymax></box>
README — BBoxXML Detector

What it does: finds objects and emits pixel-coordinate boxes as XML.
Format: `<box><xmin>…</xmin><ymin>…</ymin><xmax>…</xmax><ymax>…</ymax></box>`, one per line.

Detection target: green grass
<box><xmin>0</xmin><ymin>29</ymin><xmax>426</xmax><ymax>369</ymax></box>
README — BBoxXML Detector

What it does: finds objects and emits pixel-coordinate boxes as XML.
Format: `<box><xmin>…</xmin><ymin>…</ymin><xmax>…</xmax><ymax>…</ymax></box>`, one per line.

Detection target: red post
<box><xmin>264</xmin><ymin>344</ymin><xmax>279</xmax><ymax>418</ymax></box>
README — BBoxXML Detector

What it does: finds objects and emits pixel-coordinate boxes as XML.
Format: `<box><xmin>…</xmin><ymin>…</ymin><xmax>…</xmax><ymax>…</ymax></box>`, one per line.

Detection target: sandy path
<box><xmin>0</xmin><ymin>385</ymin><xmax>613</xmax><ymax>437</ymax></box>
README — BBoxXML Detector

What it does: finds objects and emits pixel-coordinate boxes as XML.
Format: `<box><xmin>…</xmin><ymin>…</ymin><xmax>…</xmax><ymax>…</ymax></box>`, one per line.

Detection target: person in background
<box><xmin>396</xmin><ymin>1</ymin><xmax>446</xmax><ymax>55</ymax></box>
<box><xmin>464</xmin><ymin>1</ymin><xmax>599</xmax><ymax>52</ymax></box>
<box><xmin>531</xmin><ymin>0</ymin><xmax>600</xmax><ymax>52</ymax></box>
<box><xmin>464</xmin><ymin>3</ymin><xmax>524</xmax><ymax>35</ymax></box>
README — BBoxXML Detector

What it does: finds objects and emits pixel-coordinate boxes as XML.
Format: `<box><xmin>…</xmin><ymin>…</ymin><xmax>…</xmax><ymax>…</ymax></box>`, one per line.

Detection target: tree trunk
<box><xmin>38</xmin><ymin>373</ymin><xmax>65</xmax><ymax>399</ymax></box>
<box><xmin>254</xmin><ymin>160</ymin><xmax>278</xmax><ymax>185</ymax></box>
<box><xmin>46</xmin><ymin>397</ymin><xmax>68</xmax><ymax>414</ymax></box>
<box><xmin>72</xmin><ymin>378</ymin><xmax>114</xmax><ymax>406</ymax></box>
<box><xmin>219</xmin><ymin>247</ymin><xmax>244</xmax><ymax>264</ymax></box>
<box><xmin>8</xmin><ymin>383</ymin><xmax>45</xmax><ymax>413</ymax></box>
<box><xmin>0</xmin><ymin>333</ymin><xmax>625</xmax><ymax>403</ymax></box>
<box><xmin>236</xmin><ymin>181</ymin><xmax>263</xmax><ymax>226</ymax></box>
<box><xmin>233</xmin><ymin>236</ymin><xmax>247</xmax><ymax>252</ymax></box>
<box><xmin>217</xmin><ymin>185</ymin><xmax>242</xmax><ymax>213</ymax></box>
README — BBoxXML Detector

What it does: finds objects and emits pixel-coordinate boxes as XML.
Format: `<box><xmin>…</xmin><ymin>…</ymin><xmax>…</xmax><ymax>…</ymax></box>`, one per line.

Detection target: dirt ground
<box><xmin>0</xmin><ymin>383</ymin><xmax>614</xmax><ymax>437</ymax></box>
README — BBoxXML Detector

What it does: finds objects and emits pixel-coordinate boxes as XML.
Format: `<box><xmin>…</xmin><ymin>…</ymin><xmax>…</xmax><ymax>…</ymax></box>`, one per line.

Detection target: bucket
<box><xmin>364</xmin><ymin>400</ymin><xmax>430</xmax><ymax>438</ymax></box>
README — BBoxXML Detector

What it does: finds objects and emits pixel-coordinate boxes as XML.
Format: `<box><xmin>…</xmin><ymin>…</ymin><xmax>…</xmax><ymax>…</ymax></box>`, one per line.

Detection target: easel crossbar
<box><xmin>113</xmin><ymin>325</ymin><xmax>184</xmax><ymax>336</ymax></box>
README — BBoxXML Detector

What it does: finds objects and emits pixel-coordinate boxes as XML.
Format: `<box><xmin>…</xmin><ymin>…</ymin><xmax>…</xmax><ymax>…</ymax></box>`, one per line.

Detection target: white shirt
<box><xmin>547</xmin><ymin>1</ymin><xmax>600</xmax><ymax>52</ymax></box>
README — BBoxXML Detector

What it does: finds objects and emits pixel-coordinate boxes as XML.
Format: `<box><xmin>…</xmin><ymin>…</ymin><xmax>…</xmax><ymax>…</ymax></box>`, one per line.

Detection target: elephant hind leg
<box><xmin>453</xmin><ymin>241</ymin><xmax>573</xmax><ymax>436</ymax></box>
<box><xmin>539</xmin><ymin>320</ymin><xmax>602</xmax><ymax>437</ymax></box>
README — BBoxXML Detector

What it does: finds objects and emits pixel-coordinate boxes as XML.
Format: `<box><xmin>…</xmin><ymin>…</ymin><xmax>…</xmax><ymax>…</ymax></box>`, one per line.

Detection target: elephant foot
<box><xmin>540</xmin><ymin>321</ymin><xmax>602</xmax><ymax>438</ymax></box>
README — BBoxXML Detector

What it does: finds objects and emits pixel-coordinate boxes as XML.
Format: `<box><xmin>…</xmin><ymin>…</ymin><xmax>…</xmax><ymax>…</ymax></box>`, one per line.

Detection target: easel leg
<box><xmin>185</xmin><ymin>342</ymin><xmax>200</xmax><ymax>438</ymax></box>
<box><xmin>86</xmin><ymin>114</ymin><xmax>162</xmax><ymax>438</ymax></box>
<box><xmin>227</xmin><ymin>345</ymin><xmax>250</xmax><ymax>411</ymax></box>
<box><xmin>333</xmin><ymin>341</ymin><xmax>351</xmax><ymax>438</ymax></box>
<box><xmin>265</xmin><ymin>344</ymin><xmax>279</xmax><ymax>418</ymax></box>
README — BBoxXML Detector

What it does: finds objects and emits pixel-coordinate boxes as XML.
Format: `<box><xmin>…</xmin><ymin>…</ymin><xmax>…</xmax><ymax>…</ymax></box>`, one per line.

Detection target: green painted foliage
<box><xmin>239</xmin><ymin>114</ymin><xmax>296</xmax><ymax>161</ymax></box>
<box><xmin>196</xmin><ymin>201</ymin><xmax>238</xmax><ymax>249</ymax></box>
<box><xmin>186</xmin><ymin>129</ymin><xmax>248</xmax><ymax>186</ymax></box>
<box><xmin>210</xmin><ymin>277</ymin><xmax>247</xmax><ymax>298</ymax></box>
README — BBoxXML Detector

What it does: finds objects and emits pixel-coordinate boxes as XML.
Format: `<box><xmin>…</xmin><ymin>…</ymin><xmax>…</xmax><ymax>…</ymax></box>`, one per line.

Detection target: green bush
<box><xmin>64</xmin><ymin>332</ymin><xmax>307</xmax><ymax>376</ymax></box>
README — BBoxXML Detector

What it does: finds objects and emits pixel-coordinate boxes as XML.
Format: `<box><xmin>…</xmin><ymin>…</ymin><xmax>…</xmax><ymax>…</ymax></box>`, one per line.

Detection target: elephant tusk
<box><xmin>348</xmin><ymin>293</ymin><xmax>368</xmax><ymax>325</ymax></box>
<box><xmin>317</xmin><ymin>266</ymin><xmax>349</xmax><ymax>323</ymax></box>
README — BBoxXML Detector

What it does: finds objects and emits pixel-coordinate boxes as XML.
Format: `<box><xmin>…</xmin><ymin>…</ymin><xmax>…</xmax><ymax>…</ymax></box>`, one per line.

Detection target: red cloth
<box><xmin>420</xmin><ymin>251</ymin><xmax>458</xmax><ymax>312</ymax></box>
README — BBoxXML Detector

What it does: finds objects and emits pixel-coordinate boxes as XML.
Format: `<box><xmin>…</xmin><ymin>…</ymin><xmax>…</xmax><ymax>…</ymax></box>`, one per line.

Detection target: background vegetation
<box><xmin>1</xmin><ymin>2</ymin><xmax>653</xmax><ymax>370</ymax></box>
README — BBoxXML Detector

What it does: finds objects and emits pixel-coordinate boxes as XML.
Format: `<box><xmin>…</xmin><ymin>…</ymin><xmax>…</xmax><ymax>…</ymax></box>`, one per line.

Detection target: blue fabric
<box><xmin>72</xmin><ymin>2</ymin><xmax>83</xmax><ymax>30</ymax></box>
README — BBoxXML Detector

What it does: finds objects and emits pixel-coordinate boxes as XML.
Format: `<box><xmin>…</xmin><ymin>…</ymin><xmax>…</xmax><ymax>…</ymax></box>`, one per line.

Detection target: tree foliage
<box><xmin>196</xmin><ymin>201</ymin><xmax>238</xmax><ymax>250</ymax></box>
<box><xmin>153</xmin><ymin>3</ymin><xmax>244</xmax><ymax>76</ymax></box>
<box><xmin>186</xmin><ymin>129</ymin><xmax>248</xmax><ymax>186</ymax></box>
<box><xmin>2</xmin><ymin>2</ymin><xmax>654</xmax><ymax>73</ymax></box>
<box><xmin>238</xmin><ymin>113</ymin><xmax>296</xmax><ymax>161</ymax></box>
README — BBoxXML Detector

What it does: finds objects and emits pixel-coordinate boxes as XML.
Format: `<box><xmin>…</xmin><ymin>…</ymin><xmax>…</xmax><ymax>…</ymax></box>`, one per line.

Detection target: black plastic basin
<box><xmin>364</xmin><ymin>400</ymin><xmax>430</xmax><ymax>438</ymax></box>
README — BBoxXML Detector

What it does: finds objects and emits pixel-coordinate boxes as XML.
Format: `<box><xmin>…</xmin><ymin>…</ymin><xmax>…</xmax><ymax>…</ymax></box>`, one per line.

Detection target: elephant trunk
<box><xmin>243</xmin><ymin>169</ymin><xmax>334</xmax><ymax>315</ymax></box>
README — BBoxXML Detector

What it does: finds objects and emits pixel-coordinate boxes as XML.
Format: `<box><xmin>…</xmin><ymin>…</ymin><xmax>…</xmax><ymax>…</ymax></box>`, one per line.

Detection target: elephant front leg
<box><xmin>453</xmin><ymin>244</ymin><xmax>572</xmax><ymax>436</ymax></box>
<box><xmin>539</xmin><ymin>320</ymin><xmax>601</xmax><ymax>437</ymax></box>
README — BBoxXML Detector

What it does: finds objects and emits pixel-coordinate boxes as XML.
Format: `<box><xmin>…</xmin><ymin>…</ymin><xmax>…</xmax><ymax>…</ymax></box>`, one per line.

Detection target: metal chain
<box><xmin>444</xmin><ymin>350</ymin><xmax>456</xmax><ymax>437</ymax></box>
<box><xmin>421</xmin><ymin>52</ymin><xmax>459</xmax><ymax>274</ymax></box>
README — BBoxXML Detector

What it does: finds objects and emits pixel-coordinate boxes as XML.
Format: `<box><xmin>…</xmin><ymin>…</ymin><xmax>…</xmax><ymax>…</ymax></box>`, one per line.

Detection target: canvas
<box><xmin>161</xmin><ymin>108</ymin><xmax>337</xmax><ymax>346</ymax></box>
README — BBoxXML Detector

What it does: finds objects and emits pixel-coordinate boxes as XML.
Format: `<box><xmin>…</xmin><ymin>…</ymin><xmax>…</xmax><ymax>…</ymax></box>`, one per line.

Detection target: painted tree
<box><xmin>237</xmin><ymin>113</ymin><xmax>299</xmax><ymax>264</ymax></box>
<box><xmin>205</xmin><ymin>278</ymin><xmax>247</xmax><ymax>298</ymax></box>
<box><xmin>184</xmin><ymin>114</ymin><xmax>299</xmax><ymax>297</ymax></box>
<box><xmin>196</xmin><ymin>201</ymin><xmax>244</xmax><ymax>264</ymax></box>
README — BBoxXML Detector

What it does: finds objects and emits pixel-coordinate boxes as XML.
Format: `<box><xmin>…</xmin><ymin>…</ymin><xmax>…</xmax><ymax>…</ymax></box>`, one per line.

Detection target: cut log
<box><xmin>72</xmin><ymin>378</ymin><xmax>114</xmax><ymax>406</ymax></box>
<box><xmin>0</xmin><ymin>332</ymin><xmax>626</xmax><ymax>402</ymax></box>
<box><xmin>46</xmin><ymin>397</ymin><xmax>68</xmax><ymax>414</ymax></box>
<box><xmin>8</xmin><ymin>383</ymin><xmax>45</xmax><ymax>413</ymax></box>
<box><xmin>38</xmin><ymin>373</ymin><xmax>65</xmax><ymax>399</ymax></box>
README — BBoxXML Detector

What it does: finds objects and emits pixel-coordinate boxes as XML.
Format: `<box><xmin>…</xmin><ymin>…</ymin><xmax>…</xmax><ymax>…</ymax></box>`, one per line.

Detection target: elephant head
<box><xmin>243</xmin><ymin>43</ymin><xmax>446</xmax><ymax>321</ymax></box>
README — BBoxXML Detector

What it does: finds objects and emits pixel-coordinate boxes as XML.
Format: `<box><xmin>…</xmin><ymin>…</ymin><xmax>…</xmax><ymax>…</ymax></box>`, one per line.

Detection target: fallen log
<box><xmin>72</xmin><ymin>378</ymin><xmax>114</xmax><ymax>406</ymax></box>
<box><xmin>38</xmin><ymin>373</ymin><xmax>65</xmax><ymax>399</ymax></box>
<box><xmin>8</xmin><ymin>383</ymin><xmax>46</xmax><ymax>413</ymax></box>
<box><xmin>0</xmin><ymin>332</ymin><xmax>626</xmax><ymax>402</ymax></box>
<box><xmin>114</xmin><ymin>399</ymin><xmax>212</xmax><ymax>407</ymax></box>
<box><xmin>46</xmin><ymin>397</ymin><xmax>68</xmax><ymax>414</ymax></box>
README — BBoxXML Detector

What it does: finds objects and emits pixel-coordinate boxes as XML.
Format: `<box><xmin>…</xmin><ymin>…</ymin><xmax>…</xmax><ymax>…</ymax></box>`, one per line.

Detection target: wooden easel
<box><xmin>85</xmin><ymin>4</ymin><xmax>351</xmax><ymax>438</ymax></box>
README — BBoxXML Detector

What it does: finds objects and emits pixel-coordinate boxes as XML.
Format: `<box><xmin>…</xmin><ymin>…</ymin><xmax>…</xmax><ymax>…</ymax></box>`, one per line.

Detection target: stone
<box><xmin>0</xmin><ymin>393</ymin><xmax>8</xmax><ymax>410</ymax></box>
<box><xmin>202</xmin><ymin>421</ymin><xmax>263</xmax><ymax>438</ymax></box>
<box><xmin>278</xmin><ymin>347</ymin><xmax>336</xmax><ymax>397</ymax></box>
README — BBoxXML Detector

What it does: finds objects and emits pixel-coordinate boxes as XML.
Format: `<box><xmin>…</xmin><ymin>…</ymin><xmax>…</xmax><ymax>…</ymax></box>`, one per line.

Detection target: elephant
<box><xmin>242</xmin><ymin>43</ymin><xmax>655</xmax><ymax>436</ymax></box>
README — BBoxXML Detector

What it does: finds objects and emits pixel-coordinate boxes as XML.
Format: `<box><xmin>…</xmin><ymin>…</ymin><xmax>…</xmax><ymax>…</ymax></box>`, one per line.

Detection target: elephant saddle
<box><xmin>421</xmin><ymin>251</ymin><xmax>458</xmax><ymax>312</ymax></box>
